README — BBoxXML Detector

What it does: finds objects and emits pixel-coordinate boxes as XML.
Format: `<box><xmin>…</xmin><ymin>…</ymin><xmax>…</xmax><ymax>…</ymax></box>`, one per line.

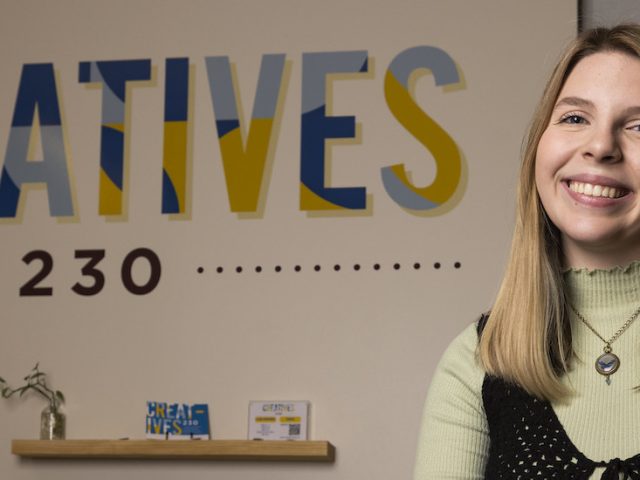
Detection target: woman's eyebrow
<box><xmin>621</xmin><ymin>105</ymin><xmax>640</xmax><ymax>116</ymax></box>
<box><xmin>554</xmin><ymin>96</ymin><xmax>594</xmax><ymax>109</ymax></box>
<box><xmin>554</xmin><ymin>96</ymin><xmax>640</xmax><ymax>117</ymax></box>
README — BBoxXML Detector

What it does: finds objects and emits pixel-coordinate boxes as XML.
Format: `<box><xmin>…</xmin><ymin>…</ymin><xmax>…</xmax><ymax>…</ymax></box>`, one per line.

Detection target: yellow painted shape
<box><xmin>104</xmin><ymin>123</ymin><xmax>124</xmax><ymax>133</ymax></box>
<box><xmin>384</xmin><ymin>70</ymin><xmax>461</xmax><ymax>204</ymax></box>
<box><xmin>219</xmin><ymin>118</ymin><xmax>274</xmax><ymax>212</ymax></box>
<box><xmin>300</xmin><ymin>182</ymin><xmax>342</xmax><ymax>210</ymax></box>
<box><xmin>163</xmin><ymin>121</ymin><xmax>188</xmax><ymax>210</ymax></box>
<box><xmin>99</xmin><ymin>169</ymin><xmax>122</xmax><ymax>215</ymax></box>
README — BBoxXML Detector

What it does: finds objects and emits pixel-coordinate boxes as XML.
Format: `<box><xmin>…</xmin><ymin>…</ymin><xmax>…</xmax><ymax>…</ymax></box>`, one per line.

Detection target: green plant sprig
<box><xmin>0</xmin><ymin>363</ymin><xmax>65</xmax><ymax>410</ymax></box>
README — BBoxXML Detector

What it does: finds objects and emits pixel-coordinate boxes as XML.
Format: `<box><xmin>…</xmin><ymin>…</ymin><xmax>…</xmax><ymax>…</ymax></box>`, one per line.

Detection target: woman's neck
<box><xmin>562</xmin><ymin>238</ymin><xmax>640</xmax><ymax>271</ymax></box>
<box><xmin>564</xmin><ymin>260</ymin><xmax>640</xmax><ymax>323</ymax></box>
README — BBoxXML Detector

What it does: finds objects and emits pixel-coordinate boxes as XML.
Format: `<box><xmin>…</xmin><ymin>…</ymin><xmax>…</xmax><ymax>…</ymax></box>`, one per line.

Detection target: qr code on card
<box><xmin>288</xmin><ymin>424</ymin><xmax>301</xmax><ymax>436</ymax></box>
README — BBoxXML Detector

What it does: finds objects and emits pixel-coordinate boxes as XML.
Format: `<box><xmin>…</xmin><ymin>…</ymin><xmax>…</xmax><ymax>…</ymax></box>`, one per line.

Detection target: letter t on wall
<box><xmin>79</xmin><ymin>60</ymin><xmax>151</xmax><ymax>216</ymax></box>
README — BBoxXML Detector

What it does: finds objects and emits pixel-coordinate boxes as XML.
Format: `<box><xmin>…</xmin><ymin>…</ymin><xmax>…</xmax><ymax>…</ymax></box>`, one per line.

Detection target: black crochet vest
<box><xmin>478</xmin><ymin>315</ymin><xmax>640</xmax><ymax>479</ymax></box>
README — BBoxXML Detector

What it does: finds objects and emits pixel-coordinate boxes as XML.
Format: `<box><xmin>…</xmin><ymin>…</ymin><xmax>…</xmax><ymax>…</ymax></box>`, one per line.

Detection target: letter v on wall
<box><xmin>205</xmin><ymin>54</ymin><xmax>286</xmax><ymax>215</ymax></box>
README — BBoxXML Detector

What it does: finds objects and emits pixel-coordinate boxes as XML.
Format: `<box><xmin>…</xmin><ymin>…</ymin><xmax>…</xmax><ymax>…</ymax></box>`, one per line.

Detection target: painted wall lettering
<box><xmin>0</xmin><ymin>64</ymin><xmax>73</xmax><ymax>218</ymax></box>
<box><xmin>299</xmin><ymin>51</ymin><xmax>369</xmax><ymax>211</ymax></box>
<box><xmin>0</xmin><ymin>48</ymin><xmax>464</xmax><ymax>220</ymax></box>
<box><xmin>78</xmin><ymin>59</ymin><xmax>151</xmax><ymax>216</ymax></box>
<box><xmin>205</xmin><ymin>54</ymin><xmax>286</xmax><ymax>213</ymax></box>
<box><xmin>382</xmin><ymin>46</ymin><xmax>463</xmax><ymax>212</ymax></box>
<box><xmin>162</xmin><ymin>58</ymin><xmax>190</xmax><ymax>215</ymax></box>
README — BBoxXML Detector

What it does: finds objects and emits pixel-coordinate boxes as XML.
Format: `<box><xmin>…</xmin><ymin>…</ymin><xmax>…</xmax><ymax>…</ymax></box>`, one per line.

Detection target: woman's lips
<box><xmin>562</xmin><ymin>177</ymin><xmax>632</xmax><ymax>206</ymax></box>
<box><xmin>567</xmin><ymin>180</ymin><xmax>626</xmax><ymax>198</ymax></box>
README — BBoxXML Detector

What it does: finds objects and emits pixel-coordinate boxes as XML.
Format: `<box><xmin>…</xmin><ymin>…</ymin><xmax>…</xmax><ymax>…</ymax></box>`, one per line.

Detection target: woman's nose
<box><xmin>582</xmin><ymin>125</ymin><xmax>622</xmax><ymax>163</ymax></box>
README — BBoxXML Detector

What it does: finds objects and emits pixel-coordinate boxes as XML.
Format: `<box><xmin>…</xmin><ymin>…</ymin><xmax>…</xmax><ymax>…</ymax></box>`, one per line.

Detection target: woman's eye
<box><xmin>560</xmin><ymin>114</ymin><xmax>585</xmax><ymax>124</ymax></box>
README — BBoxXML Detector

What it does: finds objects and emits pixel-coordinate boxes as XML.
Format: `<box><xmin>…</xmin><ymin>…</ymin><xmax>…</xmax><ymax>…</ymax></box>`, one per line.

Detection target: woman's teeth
<box><xmin>569</xmin><ymin>181</ymin><xmax>625</xmax><ymax>198</ymax></box>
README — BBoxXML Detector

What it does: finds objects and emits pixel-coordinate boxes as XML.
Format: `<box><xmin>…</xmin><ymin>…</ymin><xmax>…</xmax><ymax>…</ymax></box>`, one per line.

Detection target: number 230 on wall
<box><xmin>20</xmin><ymin>248</ymin><xmax>161</xmax><ymax>297</ymax></box>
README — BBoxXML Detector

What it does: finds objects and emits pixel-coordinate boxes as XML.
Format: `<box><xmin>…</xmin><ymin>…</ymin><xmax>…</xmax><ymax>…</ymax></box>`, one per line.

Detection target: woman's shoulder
<box><xmin>436</xmin><ymin>321</ymin><xmax>484</xmax><ymax>375</ymax></box>
<box><xmin>424</xmin><ymin>320</ymin><xmax>487</xmax><ymax>405</ymax></box>
<box><xmin>414</xmin><ymin>320</ymin><xmax>490</xmax><ymax>479</ymax></box>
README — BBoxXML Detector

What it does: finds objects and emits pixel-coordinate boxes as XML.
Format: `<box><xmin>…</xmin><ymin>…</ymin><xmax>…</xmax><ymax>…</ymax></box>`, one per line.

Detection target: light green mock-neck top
<box><xmin>413</xmin><ymin>262</ymin><xmax>640</xmax><ymax>479</ymax></box>
<box><xmin>558</xmin><ymin>262</ymin><xmax>640</xmax><ymax>467</ymax></box>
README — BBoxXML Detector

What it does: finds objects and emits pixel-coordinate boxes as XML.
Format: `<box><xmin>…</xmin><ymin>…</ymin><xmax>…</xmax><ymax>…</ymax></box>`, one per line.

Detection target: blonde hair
<box><xmin>478</xmin><ymin>24</ymin><xmax>640</xmax><ymax>401</ymax></box>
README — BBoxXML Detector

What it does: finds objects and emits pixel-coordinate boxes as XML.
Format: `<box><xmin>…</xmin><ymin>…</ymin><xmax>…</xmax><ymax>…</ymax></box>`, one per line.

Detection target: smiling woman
<box><xmin>536</xmin><ymin>51</ymin><xmax>640</xmax><ymax>269</ymax></box>
<box><xmin>414</xmin><ymin>25</ymin><xmax>640</xmax><ymax>480</ymax></box>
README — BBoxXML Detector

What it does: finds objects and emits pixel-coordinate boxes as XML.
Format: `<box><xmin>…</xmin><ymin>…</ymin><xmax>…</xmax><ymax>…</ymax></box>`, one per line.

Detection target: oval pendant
<box><xmin>595</xmin><ymin>352</ymin><xmax>620</xmax><ymax>376</ymax></box>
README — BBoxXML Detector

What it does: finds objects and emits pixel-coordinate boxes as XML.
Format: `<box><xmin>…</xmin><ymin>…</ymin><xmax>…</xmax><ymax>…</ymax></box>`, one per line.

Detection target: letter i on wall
<box><xmin>79</xmin><ymin>60</ymin><xmax>151</xmax><ymax>216</ymax></box>
<box><xmin>162</xmin><ymin>58</ymin><xmax>189</xmax><ymax>215</ymax></box>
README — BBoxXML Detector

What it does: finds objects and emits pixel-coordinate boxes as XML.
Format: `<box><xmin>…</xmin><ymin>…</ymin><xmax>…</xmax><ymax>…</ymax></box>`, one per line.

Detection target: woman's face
<box><xmin>535</xmin><ymin>51</ymin><xmax>640</xmax><ymax>269</ymax></box>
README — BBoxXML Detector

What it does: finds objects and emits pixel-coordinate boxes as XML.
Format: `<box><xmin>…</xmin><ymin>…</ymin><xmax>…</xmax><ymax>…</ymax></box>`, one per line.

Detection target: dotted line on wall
<box><xmin>196</xmin><ymin>261</ymin><xmax>462</xmax><ymax>274</ymax></box>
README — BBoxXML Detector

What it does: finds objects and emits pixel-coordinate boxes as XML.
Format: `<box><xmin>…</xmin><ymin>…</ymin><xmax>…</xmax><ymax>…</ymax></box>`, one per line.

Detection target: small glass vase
<box><xmin>40</xmin><ymin>404</ymin><xmax>65</xmax><ymax>440</ymax></box>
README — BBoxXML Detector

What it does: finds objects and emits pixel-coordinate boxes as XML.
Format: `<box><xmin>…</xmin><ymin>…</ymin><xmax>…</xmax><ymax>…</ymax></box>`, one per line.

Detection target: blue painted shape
<box><xmin>300</xmin><ymin>105</ymin><xmax>365</xmax><ymax>209</ymax></box>
<box><xmin>165</xmin><ymin>58</ymin><xmax>189</xmax><ymax>122</ymax></box>
<box><xmin>215</xmin><ymin>119</ymin><xmax>240</xmax><ymax>138</ymax></box>
<box><xmin>12</xmin><ymin>64</ymin><xmax>61</xmax><ymax>127</ymax></box>
<box><xmin>161</xmin><ymin>170</ymin><xmax>179</xmax><ymax>214</ymax></box>
<box><xmin>100</xmin><ymin>126</ymin><xmax>124</xmax><ymax>189</ymax></box>
<box><xmin>0</xmin><ymin>168</ymin><xmax>19</xmax><ymax>217</ymax></box>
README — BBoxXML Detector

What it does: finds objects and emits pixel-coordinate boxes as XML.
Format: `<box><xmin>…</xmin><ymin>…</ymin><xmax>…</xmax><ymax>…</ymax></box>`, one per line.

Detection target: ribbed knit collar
<box><xmin>564</xmin><ymin>260</ymin><xmax>640</xmax><ymax>327</ymax></box>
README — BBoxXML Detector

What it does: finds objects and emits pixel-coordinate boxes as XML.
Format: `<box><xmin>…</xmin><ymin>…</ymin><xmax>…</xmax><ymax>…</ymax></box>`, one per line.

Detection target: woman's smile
<box><xmin>563</xmin><ymin>174</ymin><xmax>631</xmax><ymax>205</ymax></box>
<box><xmin>566</xmin><ymin>177</ymin><xmax>628</xmax><ymax>199</ymax></box>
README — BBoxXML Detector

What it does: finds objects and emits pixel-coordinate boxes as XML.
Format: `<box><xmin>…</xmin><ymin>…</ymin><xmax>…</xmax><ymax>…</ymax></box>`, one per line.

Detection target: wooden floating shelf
<box><xmin>12</xmin><ymin>439</ymin><xmax>335</xmax><ymax>462</ymax></box>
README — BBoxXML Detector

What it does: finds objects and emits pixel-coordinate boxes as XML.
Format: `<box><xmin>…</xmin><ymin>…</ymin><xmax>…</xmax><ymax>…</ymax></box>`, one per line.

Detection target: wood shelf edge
<box><xmin>12</xmin><ymin>439</ymin><xmax>335</xmax><ymax>462</ymax></box>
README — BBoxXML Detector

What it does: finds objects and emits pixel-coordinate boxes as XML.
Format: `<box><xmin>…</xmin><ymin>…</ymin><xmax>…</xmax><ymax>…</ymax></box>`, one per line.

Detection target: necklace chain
<box><xmin>569</xmin><ymin>303</ymin><xmax>640</xmax><ymax>348</ymax></box>
<box><xmin>568</xmin><ymin>303</ymin><xmax>640</xmax><ymax>384</ymax></box>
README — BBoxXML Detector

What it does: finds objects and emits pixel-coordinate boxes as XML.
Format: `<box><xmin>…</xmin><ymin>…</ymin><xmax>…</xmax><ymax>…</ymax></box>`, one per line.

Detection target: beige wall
<box><xmin>0</xmin><ymin>1</ymin><xmax>576</xmax><ymax>479</ymax></box>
